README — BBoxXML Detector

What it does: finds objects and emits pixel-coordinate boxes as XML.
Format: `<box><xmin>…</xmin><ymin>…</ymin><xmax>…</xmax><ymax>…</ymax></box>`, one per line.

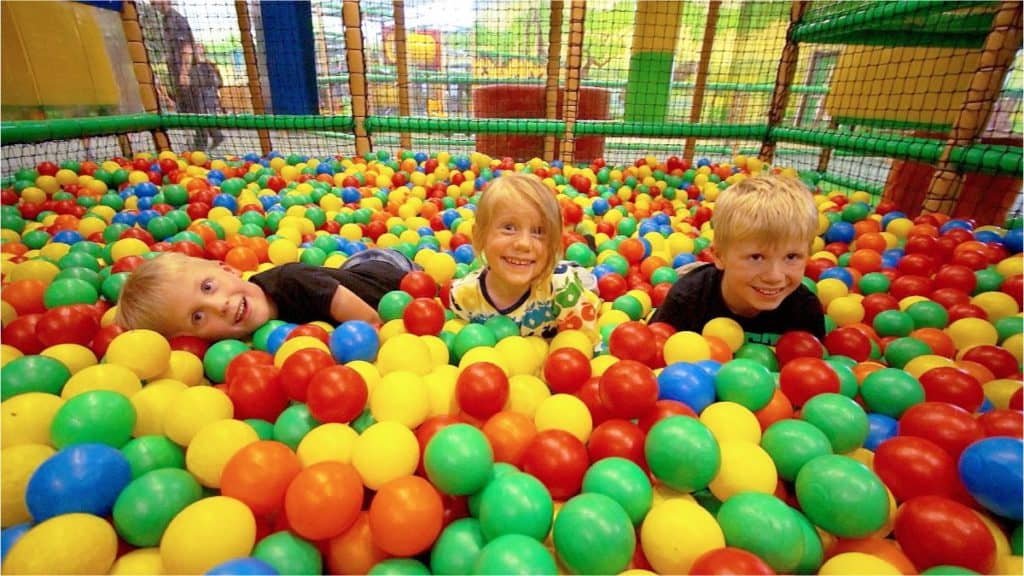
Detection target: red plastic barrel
<box><xmin>473</xmin><ymin>85</ymin><xmax>609</xmax><ymax>163</ymax></box>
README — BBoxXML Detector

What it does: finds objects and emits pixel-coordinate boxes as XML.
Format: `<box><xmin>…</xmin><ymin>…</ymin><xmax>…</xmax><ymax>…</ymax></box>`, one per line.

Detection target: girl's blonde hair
<box><xmin>114</xmin><ymin>252</ymin><xmax>209</xmax><ymax>335</ymax></box>
<box><xmin>711</xmin><ymin>175</ymin><xmax>819</xmax><ymax>255</ymax></box>
<box><xmin>472</xmin><ymin>172</ymin><xmax>564</xmax><ymax>282</ymax></box>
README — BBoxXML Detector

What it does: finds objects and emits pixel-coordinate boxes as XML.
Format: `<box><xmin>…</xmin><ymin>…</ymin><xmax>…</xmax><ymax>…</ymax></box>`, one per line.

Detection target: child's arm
<box><xmin>329</xmin><ymin>285</ymin><xmax>382</xmax><ymax>325</ymax></box>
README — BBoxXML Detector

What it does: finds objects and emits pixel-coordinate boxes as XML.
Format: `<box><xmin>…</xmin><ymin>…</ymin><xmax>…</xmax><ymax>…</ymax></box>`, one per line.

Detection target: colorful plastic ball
<box><xmin>351</xmin><ymin>421</ymin><xmax>419</xmax><ymax>490</ymax></box>
<box><xmin>958</xmin><ymin>437</ymin><xmax>1022</xmax><ymax>521</ymax></box>
<box><xmin>163</xmin><ymin>386</ymin><xmax>234</xmax><ymax>447</ymax></box>
<box><xmin>860</xmin><ymin>368</ymin><xmax>925</xmax><ymax>418</ymax></box>
<box><xmin>709</xmin><ymin>441</ymin><xmax>777</xmax><ymax>500</ymax></box>
<box><xmin>111</xmin><ymin>468</ymin><xmax>203</xmax><ymax>547</ymax></box>
<box><xmin>946</xmin><ymin>317</ymin><xmax>999</xmax><ymax>351</ymax></box>
<box><xmin>699</xmin><ymin>401</ymin><xmax>762</xmax><ymax>445</ymax></box>
<box><xmin>0</xmin><ymin>355</ymin><xmax>71</xmax><ymax>400</ymax></box>
<box><xmin>285</xmin><ymin>461</ymin><xmax>363</xmax><ymax>541</ymax></box>
<box><xmin>185</xmin><ymin>419</ymin><xmax>259</xmax><ymax>488</ymax></box>
<box><xmin>207</xmin><ymin>557</ymin><xmax>280</xmax><ymax>576</ymax></box>
<box><xmin>656</xmin><ymin>361</ymin><xmax>715</xmax><ymax>413</ymax></box>
<box><xmin>121</xmin><ymin>434</ymin><xmax>185</xmax><ymax>479</ymax></box>
<box><xmin>599</xmin><ymin>359</ymin><xmax>659</xmax><ymax>419</ymax></box>
<box><xmin>478</xmin><ymin>471</ymin><xmax>553</xmax><ymax>541</ymax></box>
<box><xmin>663</xmin><ymin>331</ymin><xmax>711</xmax><ymax>364</ymax></box>
<box><xmin>702</xmin><ymin>317</ymin><xmax>745</xmax><ymax>353</ymax></box>
<box><xmin>1</xmin><ymin>392</ymin><xmax>63</xmax><ymax>449</ymax></box>
<box><xmin>202</xmin><ymin>339</ymin><xmax>251</xmax><ymax>384</ymax></box>
<box><xmin>369</xmin><ymin>474</ymin><xmax>444</xmax><ymax>557</ymax></box>
<box><xmin>42</xmin><ymin>278</ymin><xmax>98</xmax><ymax>308</ymax></box>
<box><xmin>377</xmin><ymin>332</ymin><xmax>432</xmax><ymax>376</ymax></box>
<box><xmin>532</xmin><ymin>393</ymin><xmax>593</xmax><ymax>443</ymax></box>
<box><xmin>456</xmin><ymin>361</ymin><xmax>509</xmax><ymax>420</ymax></box>
<box><xmin>472</xmin><ymin>533</ymin><xmax>557</xmax><ymax>575</ymax></box>
<box><xmin>2</xmin><ymin>444</ymin><xmax>56</xmax><ymax>527</ymax></box>
<box><xmin>796</xmin><ymin>454</ymin><xmax>890</xmax><ymax>538</ymax></box>
<box><xmin>553</xmin><ymin>492</ymin><xmax>636</xmax><ymax>575</ymax></box>
<box><xmin>430</xmin><ymin>517</ymin><xmax>485</xmax><ymax>575</ymax></box>
<box><xmin>713</xmin><ymin>358</ymin><xmax>774</xmax><ymax>411</ymax></box>
<box><xmin>894</xmin><ymin>495</ymin><xmax>996</xmax><ymax>574</ymax></box>
<box><xmin>2</xmin><ymin>513</ymin><xmax>118</xmax><ymax>575</ymax></box>
<box><xmin>778</xmin><ymin>356</ymin><xmax>841</xmax><ymax>408</ymax></box>
<box><xmin>645</xmin><ymin>415</ymin><xmax>720</xmax><ymax>492</ymax></box>
<box><xmin>26</xmin><ymin>443</ymin><xmax>131</xmax><ymax>522</ymax></box>
<box><xmin>50</xmin><ymin>389</ymin><xmax>135</xmax><ymax>449</ymax></box>
<box><xmin>884</xmin><ymin>336</ymin><xmax>933</xmax><ymax>369</ymax></box>
<box><xmin>774</xmin><ymin>330</ymin><xmax>825</xmax><ymax>365</ymax></box>
<box><xmin>424</xmin><ymin>423</ymin><xmax>493</xmax><ymax>496</ymax></box>
<box><xmin>159</xmin><ymin>496</ymin><xmax>256</xmax><ymax>574</ymax></box>
<box><xmin>800</xmin><ymin>393</ymin><xmax>869</xmax><ymax>453</ymax></box>
<box><xmin>716</xmin><ymin>492</ymin><xmax>805</xmax><ymax>573</ymax></box>
<box><xmin>865</xmin><ymin>413</ymin><xmax>899</xmax><ymax>451</ymax></box>
<box><xmin>542</xmin><ymin>347</ymin><xmax>591</xmax><ymax>394</ymax></box>
<box><xmin>819</xmin><ymin>552</ymin><xmax>902</xmax><ymax>575</ymax></box>
<box><xmin>329</xmin><ymin>320</ymin><xmax>380</xmax><ymax>363</ymax></box>
<box><xmin>252</xmin><ymin>529</ymin><xmax>322</xmax><ymax>575</ymax></box>
<box><xmin>761</xmin><ymin>419</ymin><xmax>834</xmax><ymax>482</ymax></box>
<box><xmin>61</xmin><ymin>363</ymin><xmax>141</xmax><ymax>400</ymax></box>
<box><xmin>689</xmin><ymin>546</ymin><xmax>776</xmax><ymax>575</ymax></box>
<box><xmin>581</xmin><ymin>456</ymin><xmax>653</xmax><ymax>526</ymax></box>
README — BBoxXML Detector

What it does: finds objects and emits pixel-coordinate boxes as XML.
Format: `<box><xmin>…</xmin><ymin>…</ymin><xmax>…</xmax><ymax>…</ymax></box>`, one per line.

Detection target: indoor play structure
<box><xmin>1</xmin><ymin>0</ymin><xmax>1023</xmax><ymax>574</ymax></box>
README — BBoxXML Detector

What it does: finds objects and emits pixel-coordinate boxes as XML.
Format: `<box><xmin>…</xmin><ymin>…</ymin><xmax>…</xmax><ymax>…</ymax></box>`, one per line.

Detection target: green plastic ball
<box><xmin>565</xmin><ymin>242</ymin><xmax>596</xmax><ymax>267</ymax></box>
<box><xmin>714</xmin><ymin>358</ymin><xmax>775</xmax><ymax>411</ymax></box>
<box><xmin>473</xmin><ymin>533</ymin><xmax>557</xmax><ymax>575</ymax></box>
<box><xmin>860</xmin><ymin>367</ymin><xmax>925</xmax><ymax>418</ymax></box>
<box><xmin>453</xmin><ymin>324</ymin><xmax>498</xmax><ymax>361</ymax></box>
<box><xmin>581</xmin><ymin>456</ymin><xmax>653</xmax><ymax>526</ymax></box>
<box><xmin>378</xmin><ymin>290</ymin><xmax>414</xmax><ymax>322</ymax></box>
<box><xmin>611</xmin><ymin>294</ymin><xmax>644</xmax><ymax>321</ymax></box>
<box><xmin>883</xmin><ymin>336</ymin><xmax>933</xmax><ymax>369</ymax></box>
<box><xmin>51</xmin><ymin>389</ymin><xmax>136</xmax><ymax>449</ymax></box>
<box><xmin>273</xmin><ymin>403</ymin><xmax>321</xmax><ymax>451</ymax></box>
<box><xmin>483</xmin><ymin>315</ymin><xmax>519</xmax><ymax>341</ymax></box>
<box><xmin>717</xmin><ymin>492</ymin><xmax>805</xmax><ymax>573</ymax></box>
<box><xmin>1</xmin><ymin>355</ymin><xmax>72</xmax><ymax>400</ymax></box>
<box><xmin>478</xmin><ymin>471</ymin><xmax>553</xmax><ymax>541</ymax></box>
<box><xmin>368</xmin><ymin>559</ymin><xmax>430</xmax><ymax>575</ymax></box>
<box><xmin>761</xmin><ymin>419</ymin><xmax>834</xmax><ymax>482</ymax></box>
<box><xmin>552</xmin><ymin>492</ymin><xmax>635</xmax><ymax>575</ymax></box>
<box><xmin>121</xmin><ymin>435</ymin><xmax>186</xmax><ymax>478</ymax></box>
<box><xmin>795</xmin><ymin>454</ymin><xmax>889</xmax><ymax>538</ymax></box>
<box><xmin>872</xmin><ymin>309</ymin><xmax>915</xmax><ymax>338</ymax></box>
<box><xmin>858</xmin><ymin>272</ymin><xmax>891</xmax><ymax>295</ymax></box>
<box><xmin>112</xmin><ymin>468</ymin><xmax>203</xmax><ymax>547</ymax></box>
<box><xmin>734</xmin><ymin>343</ymin><xmax>780</xmax><ymax>371</ymax></box>
<box><xmin>974</xmin><ymin>268</ymin><xmax>1004</xmax><ymax>295</ymax></box>
<box><xmin>825</xmin><ymin>358</ymin><xmax>859</xmax><ymax>398</ymax></box>
<box><xmin>252</xmin><ymin>530</ymin><xmax>322</xmax><ymax>575</ymax></box>
<box><xmin>430</xmin><ymin>518</ymin><xmax>486</xmax><ymax>576</ymax></box>
<box><xmin>645</xmin><ymin>416</ymin><xmax>720</xmax><ymax>492</ymax></box>
<box><xmin>202</xmin><ymin>339</ymin><xmax>250</xmax><ymax>384</ymax></box>
<box><xmin>906</xmin><ymin>300</ymin><xmax>949</xmax><ymax>329</ymax></box>
<box><xmin>424</xmin><ymin>423</ymin><xmax>494</xmax><ymax>496</ymax></box>
<box><xmin>799</xmin><ymin>393</ymin><xmax>868</xmax><ymax>453</ymax></box>
<box><xmin>43</xmin><ymin>278</ymin><xmax>99</xmax><ymax>308</ymax></box>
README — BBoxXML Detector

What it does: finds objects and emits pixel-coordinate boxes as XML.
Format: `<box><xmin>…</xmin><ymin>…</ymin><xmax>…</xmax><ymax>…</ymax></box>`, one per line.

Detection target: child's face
<box><xmin>162</xmin><ymin>261</ymin><xmax>274</xmax><ymax>340</ymax></box>
<box><xmin>713</xmin><ymin>236</ymin><xmax>809</xmax><ymax>317</ymax></box>
<box><xmin>481</xmin><ymin>198</ymin><xmax>551</xmax><ymax>298</ymax></box>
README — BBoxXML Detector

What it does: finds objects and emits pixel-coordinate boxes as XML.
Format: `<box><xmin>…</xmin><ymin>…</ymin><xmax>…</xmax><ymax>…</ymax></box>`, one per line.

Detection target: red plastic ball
<box><xmin>35</xmin><ymin>304</ymin><xmax>99</xmax><ymax>347</ymax></box>
<box><xmin>960</xmin><ymin>345</ymin><xmax>1019</xmax><ymax>378</ymax></box>
<box><xmin>226</xmin><ymin>364</ymin><xmax>289</xmax><ymax>421</ymax></box>
<box><xmin>898</xmin><ymin>402</ymin><xmax>984</xmax><ymax>459</ymax></box>
<box><xmin>3</xmin><ymin>314</ymin><xmax>45</xmax><ymax>354</ymax></box>
<box><xmin>542</xmin><ymin>347</ymin><xmax>591</xmax><ymax>394</ymax></box>
<box><xmin>978</xmin><ymin>409</ymin><xmax>1023</xmax><ymax>438</ymax></box>
<box><xmin>933</xmin><ymin>264</ymin><xmax>978</xmax><ymax>293</ymax></box>
<box><xmin>773</xmin><ymin>331</ymin><xmax>824</xmax><ymax>366</ymax></box>
<box><xmin>520</xmin><ymin>429</ymin><xmax>589</xmax><ymax>500</ymax></box>
<box><xmin>224</xmin><ymin>350</ymin><xmax>275</xmax><ymax>384</ymax></box>
<box><xmin>2</xmin><ymin>279</ymin><xmax>47</xmax><ymax>316</ymax></box>
<box><xmin>824</xmin><ymin>326</ymin><xmax>872</xmax><ymax>362</ymax></box>
<box><xmin>607</xmin><ymin>321</ymin><xmax>657</xmax><ymax>366</ymax></box>
<box><xmin>598</xmin><ymin>359</ymin><xmax>659</xmax><ymax>419</ymax></box>
<box><xmin>597</xmin><ymin>273</ymin><xmax>629</xmax><ymax>301</ymax></box>
<box><xmin>455</xmin><ymin>361</ymin><xmax>509</xmax><ymax>420</ymax></box>
<box><xmin>90</xmin><ymin>323</ymin><xmax>125</xmax><ymax>358</ymax></box>
<box><xmin>874</xmin><ymin>436</ymin><xmax>964</xmax><ymax>503</ymax></box>
<box><xmin>307</xmin><ymin>365</ymin><xmax>368</xmax><ymax>424</ymax></box>
<box><xmin>689</xmin><ymin>546</ymin><xmax>776</xmax><ymax>575</ymax></box>
<box><xmin>399</xmin><ymin>271</ymin><xmax>438</xmax><ymax>299</ymax></box>
<box><xmin>918</xmin><ymin>366</ymin><xmax>984</xmax><ymax>412</ymax></box>
<box><xmin>861</xmin><ymin>293</ymin><xmax>900</xmax><ymax>324</ymax></box>
<box><xmin>889</xmin><ymin>274</ymin><xmax>933</xmax><ymax>300</ymax></box>
<box><xmin>946</xmin><ymin>303</ymin><xmax>988</xmax><ymax>323</ymax></box>
<box><xmin>897</xmin><ymin>253</ymin><xmax>937</xmax><ymax>277</ymax></box>
<box><xmin>894</xmin><ymin>495</ymin><xmax>996</xmax><ymax>573</ymax></box>
<box><xmin>279</xmin><ymin>348</ymin><xmax>336</xmax><ymax>402</ymax></box>
<box><xmin>286</xmin><ymin>324</ymin><xmax>330</xmax><ymax>345</ymax></box>
<box><xmin>930</xmin><ymin>287</ymin><xmax>971</xmax><ymax>310</ymax></box>
<box><xmin>586</xmin><ymin>418</ymin><xmax>647</xmax><ymax>469</ymax></box>
<box><xmin>575</xmin><ymin>376</ymin><xmax>612</xmax><ymax>426</ymax></box>
<box><xmin>402</xmin><ymin>297</ymin><xmax>446</xmax><ymax>336</ymax></box>
<box><xmin>778</xmin><ymin>357</ymin><xmax>841</xmax><ymax>407</ymax></box>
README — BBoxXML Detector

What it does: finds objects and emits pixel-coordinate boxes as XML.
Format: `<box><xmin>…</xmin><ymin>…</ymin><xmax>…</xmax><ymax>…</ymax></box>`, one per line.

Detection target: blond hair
<box><xmin>712</xmin><ymin>175</ymin><xmax>818</xmax><ymax>255</ymax></box>
<box><xmin>472</xmin><ymin>172</ymin><xmax>564</xmax><ymax>282</ymax></box>
<box><xmin>114</xmin><ymin>252</ymin><xmax>212</xmax><ymax>335</ymax></box>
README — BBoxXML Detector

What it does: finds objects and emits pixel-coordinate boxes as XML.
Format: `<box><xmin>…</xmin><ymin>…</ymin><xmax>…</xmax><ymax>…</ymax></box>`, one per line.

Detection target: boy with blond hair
<box><xmin>650</xmin><ymin>175</ymin><xmax>825</xmax><ymax>345</ymax></box>
<box><xmin>115</xmin><ymin>249</ymin><xmax>416</xmax><ymax>340</ymax></box>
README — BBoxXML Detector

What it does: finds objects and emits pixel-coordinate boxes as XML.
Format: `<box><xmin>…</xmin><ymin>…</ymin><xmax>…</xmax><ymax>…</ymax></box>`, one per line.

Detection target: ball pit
<box><xmin>1</xmin><ymin>150</ymin><xmax>1022</xmax><ymax>575</ymax></box>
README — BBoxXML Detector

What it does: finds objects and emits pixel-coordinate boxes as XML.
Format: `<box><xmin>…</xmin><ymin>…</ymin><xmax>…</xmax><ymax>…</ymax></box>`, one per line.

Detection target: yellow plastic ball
<box><xmin>996</xmin><ymin>255</ymin><xmax>1023</xmax><ymax>278</ymax></box>
<box><xmin>377</xmin><ymin>333</ymin><xmax>433</xmax><ymax>376</ymax></box>
<box><xmin>346</xmin><ymin>360</ymin><xmax>381</xmax><ymax>395</ymax></box>
<box><xmin>903</xmin><ymin>354</ymin><xmax>955</xmax><ymax>380</ymax></box>
<box><xmin>459</xmin><ymin>347</ymin><xmax>510</xmax><ymax>376</ymax></box>
<box><xmin>61</xmin><ymin>363</ymin><xmax>142</xmax><ymax>400</ymax></box>
<box><xmin>110</xmin><ymin>238</ymin><xmax>151</xmax><ymax>261</ymax></box>
<box><xmin>699</xmin><ymin>401</ymin><xmax>761</xmax><ymax>444</ymax></box>
<box><xmin>971</xmin><ymin>291</ymin><xmax>1019</xmax><ymax>323</ymax></box>
<box><xmin>109</xmin><ymin>548</ymin><xmax>164</xmax><ymax>575</ymax></box>
<box><xmin>816</xmin><ymin>278</ymin><xmax>850</xmax><ymax>309</ymax></box>
<box><xmin>1</xmin><ymin>393</ymin><xmax>63</xmax><ymax>449</ymax></box>
<box><xmin>708</xmin><ymin>441</ymin><xmax>778</xmax><ymax>501</ymax></box>
<box><xmin>157</xmin><ymin>350</ymin><xmax>205</xmax><ymax>387</ymax></box>
<box><xmin>420</xmin><ymin>334</ymin><xmax>451</xmax><ymax>368</ymax></box>
<box><xmin>159</xmin><ymin>497</ymin><xmax>256</xmax><ymax>574</ymax></box>
<box><xmin>590</xmin><ymin>354</ymin><xmax>619</xmax><ymax>377</ymax></box>
<box><xmin>40</xmin><ymin>343</ymin><xmax>97</xmax><ymax>375</ymax></box>
<box><xmin>350</xmin><ymin>421</ymin><xmax>419</xmax><ymax>490</ymax></box>
<box><xmin>702</xmin><ymin>317</ymin><xmax>745</xmax><ymax>352</ymax></box>
<box><xmin>1003</xmin><ymin>333</ymin><xmax>1023</xmax><ymax>365</ymax></box>
<box><xmin>369</xmin><ymin>370</ymin><xmax>430</xmax><ymax>429</ymax></box>
<box><xmin>297</xmin><ymin>423</ymin><xmax>359</xmax><ymax>467</ymax></box>
<box><xmin>827</xmin><ymin>295</ymin><xmax>866</xmax><ymax>327</ymax></box>
<box><xmin>423</xmin><ymin>365</ymin><xmax>459</xmax><ymax>417</ymax></box>
<box><xmin>495</xmin><ymin>336</ymin><xmax>543</xmax><ymax>377</ymax></box>
<box><xmin>268</xmin><ymin>239</ymin><xmax>299</xmax><ymax>265</ymax></box>
<box><xmin>163</xmin><ymin>386</ymin><xmax>234</xmax><ymax>446</ymax></box>
<box><xmin>130</xmin><ymin>379</ymin><xmax>188</xmax><ymax>437</ymax></box>
<box><xmin>885</xmin><ymin>217</ymin><xmax>914</xmax><ymax>239</ymax></box>
<box><xmin>105</xmin><ymin>330</ymin><xmax>171</xmax><ymax>380</ymax></box>
<box><xmin>1</xmin><ymin>443</ymin><xmax>56</xmax><ymax>526</ymax></box>
<box><xmin>663</xmin><ymin>331</ymin><xmax>711</xmax><ymax>364</ymax></box>
<box><xmin>273</xmin><ymin>336</ymin><xmax>331</xmax><ymax>368</ymax></box>
<box><xmin>507</xmin><ymin>374</ymin><xmax>551</xmax><ymax>417</ymax></box>
<box><xmin>946</xmin><ymin>317</ymin><xmax>998</xmax><ymax>352</ymax></box>
<box><xmin>185</xmin><ymin>419</ymin><xmax>259</xmax><ymax>488</ymax></box>
<box><xmin>533</xmin><ymin>393</ymin><xmax>593</xmax><ymax>443</ymax></box>
<box><xmin>818</xmin><ymin>552</ymin><xmax>901</xmax><ymax>575</ymax></box>
<box><xmin>421</xmin><ymin>252</ymin><xmax>457</xmax><ymax>285</ymax></box>
<box><xmin>983</xmin><ymin>378</ymin><xmax>1022</xmax><ymax>410</ymax></box>
<box><xmin>378</xmin><ymin>318</ymin><xmax>408</xmax><ymax>341</ymax></box>
<box><xmin>8</xmin><ymin>259</ymin><xmax>60</xmax><ymax>283</ymax></box>
<box><xmin>3</xmin><ymin>513</ymin><xmax>118</xmax><ymax>574</ymax></box>
<box><xmin>1</xmin><ymin>302</ymin><xmax>17</xmax><ymax>329</ymax></box>
<box><xmin>640</xmin><ymin>499</ymin><xmax>725</xmax><ymax>574</ymax></box>
<box><xmin>549</xmin><ymin>329</ymin><xmax>594</xmax><ymax>358</ymax></box>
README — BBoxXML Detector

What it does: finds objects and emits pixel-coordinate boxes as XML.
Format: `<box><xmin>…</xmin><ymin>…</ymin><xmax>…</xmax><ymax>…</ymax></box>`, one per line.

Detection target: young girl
<box><xmin>447</xmin><ymin>172</ymin><xmax>600</xmax><ymax>341</ymax></box>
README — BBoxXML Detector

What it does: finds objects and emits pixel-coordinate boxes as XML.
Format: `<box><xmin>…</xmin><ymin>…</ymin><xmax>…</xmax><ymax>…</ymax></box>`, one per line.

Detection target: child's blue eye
<box><xmin>191</xmin><ymin>311</ymin><xmax>205</xmax><ymax>325</ymax></box>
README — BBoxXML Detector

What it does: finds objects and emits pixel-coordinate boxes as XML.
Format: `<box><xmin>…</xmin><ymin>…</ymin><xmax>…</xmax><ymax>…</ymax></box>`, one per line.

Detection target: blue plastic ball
<box><xmin>51</xmin><ymin>230</ymin><xmax>84</xmax><ymax>245</ymax></box>
<box><xmin>819</xmin><ymin>266</ymin><xmax>855</xmax><ymax>288</ymax></box>
<box><xmin>958</xmin><ymin>437</ymin><xmax>1023</xmax><ymax>521</ymax></box>
<box><xmin>26</xmin><ymin>443</ymin><xmax>132</xmax><ymax>522</ymax></box>
<box><xmin>824</xmin><ymin>221</ymin><xmax>855</xmax><ymax>244</ymax></box>
<box><xmin>207</xmin><ymin>557</ymin><xmax>280</xmax><ymax>575</ymax></box>
<box><xmin>266</xmin><ymin>323</ymin><xmax>298</xmax><ymax>355</ymax></box>
<box><xmin>452</xmin><ymin>244</ymin><xmax>475</xmax><ymax>265</ymax></box>
<box><xmin>864</xmin><ymin>413</ymin><xmax>899</xmax><ymax>451</ymax></box>
<box><xmin>1</xmin><ymin>523</ymin><xmax>31</xmax><ymax>561</ymax></box>
<box><xmin>656</xmin><ymin>362</ymin><xmax>715</xmax><ymax>413</ymax></box>
<box><xmin>672</xmin><ymin>253</ymin><xmax>697</xmax><ymax>268</ymax></box>
<box><xmin>330</xmin><ymin>320</ymin><xmax>380</xmax><ymax>363</ymax></box>
<box><xmin>1002</xmin><ymin>228</ymin><xmax>1023</xmax><ymax>254</ymax></box>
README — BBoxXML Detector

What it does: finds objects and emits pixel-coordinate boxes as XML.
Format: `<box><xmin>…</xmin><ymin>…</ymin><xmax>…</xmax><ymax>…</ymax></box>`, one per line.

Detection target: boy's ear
<box><xmin>710</xmin><ymin>245</ymin><xmax>726</xmax><ymax>270</ymax></box>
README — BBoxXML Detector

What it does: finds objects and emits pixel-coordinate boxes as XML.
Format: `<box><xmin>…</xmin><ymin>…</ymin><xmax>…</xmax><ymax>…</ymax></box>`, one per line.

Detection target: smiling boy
<box><xmin>649</xmin><ymin>175</ymin><xmax>825</xmax><ymax>345</ymax></box>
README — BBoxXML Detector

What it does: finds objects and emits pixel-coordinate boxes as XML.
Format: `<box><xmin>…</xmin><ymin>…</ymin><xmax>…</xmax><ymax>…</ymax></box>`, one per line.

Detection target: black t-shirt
<box><xmin>649</xmin><ymin>263</ymin><xmax>825</xmax><ymax>346</ymax></box>
<box><xmin>250</xmin><ymin>257</ymin><xmax>407</xmax><ymax>325</ymax></box>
